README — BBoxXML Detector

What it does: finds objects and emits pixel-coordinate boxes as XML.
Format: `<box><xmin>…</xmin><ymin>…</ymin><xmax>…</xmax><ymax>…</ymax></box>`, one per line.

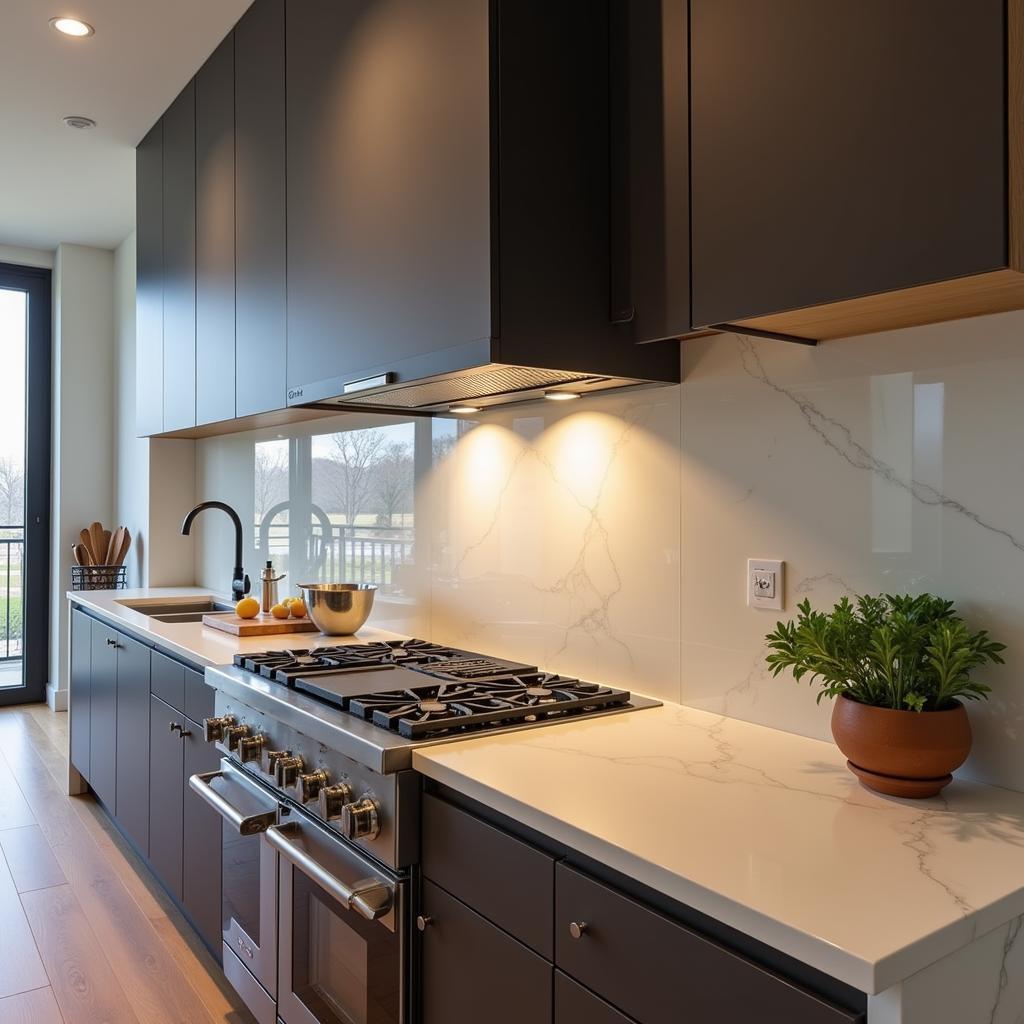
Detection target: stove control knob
<box><xmin>238</xmin><ymin>734</ymin><xmax>268</xmax><ymax>763</ymax></box>
<box><xmin>318</xmin><ymin>783</ymin><xmax>354</xmax><ymax>821</ymax></box>
<box><xmin>203</xmin><ymin>715</ymin><xmax>236</xmax><ymax>743</ymax></box>
<box><xmin>275</xmin><ymin>755</ymin><xmax>305</xmax><ymax>789</ymax></box>
<box><xmin>262</xmin><ymin>749</ymin><xmax>291</xmax><ymax>776</ymax></box>
<box><xmin>295</xmin><ymin>768</ymin><xmax>330</xmax><ymax>803</ymax></box>
<box><xmin>341</xmin><ymin>797</ymin><xmax>381</xmax><ymax>841</ymax></box>
<box><xmin>222</xmin><ymin>724</ymin><xmax>252</xmax><ymax>751</ymax></box>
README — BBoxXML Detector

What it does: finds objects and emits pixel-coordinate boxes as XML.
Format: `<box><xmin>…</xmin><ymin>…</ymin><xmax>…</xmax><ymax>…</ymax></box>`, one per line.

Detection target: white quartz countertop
<box><xmin>413</xmin><ymin>702</ymin><xmax>1024</xmax><ymax>995</ymax></box>
<box><xmin>67</xmin><ymin>587</ymin><xmax>405</xmax><ymax>666</ymax></box>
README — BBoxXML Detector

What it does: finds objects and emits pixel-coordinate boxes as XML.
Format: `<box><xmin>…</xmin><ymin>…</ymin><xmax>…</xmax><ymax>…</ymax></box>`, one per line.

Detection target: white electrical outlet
<box><xmin>748</xmin><ymin>559</ymin><xmax>784</xmax><ymax>610</ymax></box>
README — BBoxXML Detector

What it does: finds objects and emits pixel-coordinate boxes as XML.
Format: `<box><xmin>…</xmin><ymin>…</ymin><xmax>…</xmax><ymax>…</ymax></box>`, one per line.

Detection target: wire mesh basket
<box><xmin>71</xmin><ymin>565</ymin><xmax>127</xmax><ymax>591</ymax></box>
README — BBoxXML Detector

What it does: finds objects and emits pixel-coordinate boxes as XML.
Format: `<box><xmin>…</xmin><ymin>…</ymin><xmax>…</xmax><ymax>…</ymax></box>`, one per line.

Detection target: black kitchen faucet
<box><xmin>181</xmin><ymin>501</ymin><xmax>251</xmax><ymax>600</ymax></box>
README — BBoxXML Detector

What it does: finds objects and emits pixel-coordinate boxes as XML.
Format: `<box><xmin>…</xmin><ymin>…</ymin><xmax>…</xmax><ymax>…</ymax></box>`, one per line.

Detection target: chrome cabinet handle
<box><xmin>569</xmin><ymin>921</ymin><xmax>588</xmax><ymax>940</ymax></box>
<box><xmin>169</xmin><ymin>721</ymin><xmax>182</xmax><ymax>733</ymax></box>
<box><xmin>265</xmin><ymin>822</ymin><xmax>394</xmax><ymax>922</ymax></box>
<box><xmin>188</xmin><ymin>771</ymin><xmax>277</xmax><ymax>835</ymax></box>
<box><xmin>106</xmin><ymin>637</ymin><xmax>120</xmax><ymax>648</ymax></box>
<box><xmin>416</xmin><ymin>915</ymin><xmax>433</xmax><ymax>931</ymax></box>
<box><xmin>179</xmin><ymin>727</ymin><xmax>192</xmax><ymax>738</ymax></box>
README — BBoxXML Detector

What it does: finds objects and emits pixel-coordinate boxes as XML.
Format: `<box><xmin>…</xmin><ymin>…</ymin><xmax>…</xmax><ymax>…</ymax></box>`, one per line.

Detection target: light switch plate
<box><xmin>748</xmin><ymin>559</ymin><xmax>784</xmax><ymax>610</ymax></box>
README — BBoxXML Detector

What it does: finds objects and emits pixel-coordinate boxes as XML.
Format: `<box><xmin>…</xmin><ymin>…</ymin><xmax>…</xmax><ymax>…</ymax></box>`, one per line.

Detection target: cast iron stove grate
<box><xmin>347</xmin><ymin>673</ymin><xmax>632</xmax><ymax>739</ymax></box>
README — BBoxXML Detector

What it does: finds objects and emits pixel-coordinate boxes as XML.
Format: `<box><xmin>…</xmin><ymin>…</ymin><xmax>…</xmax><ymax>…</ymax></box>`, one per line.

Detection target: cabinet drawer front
<box><xmin>555</xmin><ymin>972</ymin><xmax>635</xmax><ymax>1024</ymax></box>
<box><xmin>151</xmin><ymin>651</ymin><xmax>186</xmax><ymax>711</ymax></box>
<box><xmin>421</xmin><ymin>880</ymin><xmax>552</xmax><ymax>1024</ymax></box>
<box><xmin>422</xmin><ymin>793</ymin><xmax>554</xmax><ymax>957</ymax></box>
<box><xmin>184</xmin><ymin>667</ymin><xmax>214</xmax><ymax>722</ymax></box>
<box><xmin>555</xmin><ymin>864</ymin><xmax>861</xmax><ymax>1024</ymax></box>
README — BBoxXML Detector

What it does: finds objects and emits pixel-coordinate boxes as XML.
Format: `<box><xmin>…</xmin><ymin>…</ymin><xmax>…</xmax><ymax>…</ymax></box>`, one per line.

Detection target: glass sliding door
<box><xmin>0</xmin><ymin>264</ymin><xmax>51</xmax><ymax>704</ymax></box>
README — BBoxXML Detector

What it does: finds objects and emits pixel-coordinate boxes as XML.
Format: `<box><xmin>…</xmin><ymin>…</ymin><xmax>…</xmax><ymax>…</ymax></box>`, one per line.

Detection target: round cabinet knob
<box><xmin>416</xmin><ymin>915</ymin><xmax>433</xmax><ymax>932</ymax></box>
<box><xmin>341</xmin><ymin>797</ymin><xmax>381</xmax><ymax>841</ymax></box>
<box><xmin>274</xmin><ymin>755</ymin><xmax>305</xmax><ymax>789</ymax></box>
<box><xmin>203</xmin><ymin>715</ymin><xmax>236</xmax><ymax>743</ymax></box>
<box><xmin>262</xmin><ymin>749</ymin><xmax>291</xmax><ymax>775</ymax></box>
<box><xmin>238</xmin><ymin>735</ymin><xmax>268</xmax><ymax>763</ymax></box>
<box><xmin>222</xmin><ymin>724</ymin><xmax>252</xmax><ymax>751</ymax></box>
<box><xmin>318</xmin><ymin>783</ymin><xmax>353</xmax><ymax>821</ymax></box>
<box><xmin>569</xmin><ymin>921</ymin><xmax>588</xmax><ymax>940</ymax></box>
<box><xmin>295</xmin><ymin>768</ymin><xmax>330</xmax><ymax>804</ymax></box>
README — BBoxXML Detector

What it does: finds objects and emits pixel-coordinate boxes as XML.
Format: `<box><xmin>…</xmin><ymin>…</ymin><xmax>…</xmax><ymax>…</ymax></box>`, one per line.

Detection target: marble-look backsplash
<box><xmin>194</xmin><ymin>309</ymin><xmax>1024</xmax><ymax>792</ymax></box>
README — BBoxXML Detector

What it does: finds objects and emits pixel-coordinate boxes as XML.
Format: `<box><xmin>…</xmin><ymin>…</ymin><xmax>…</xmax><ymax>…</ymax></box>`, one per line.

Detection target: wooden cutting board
<box><xmin>203</xmin><ymin>613</ymin><xmax>320</xmax><ymax>637</ymax></box>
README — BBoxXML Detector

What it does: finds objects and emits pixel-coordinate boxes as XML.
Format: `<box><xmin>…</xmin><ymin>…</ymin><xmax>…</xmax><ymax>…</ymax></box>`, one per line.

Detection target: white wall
<box><xmin>50</xmin><ymin>243</ymin><xmax>116</xmax><ymax>709</ymax></box>
<box><xmin>0</xmin><ymin>244</ymin><xmax>53</xmax><ymax>269</ymax></box>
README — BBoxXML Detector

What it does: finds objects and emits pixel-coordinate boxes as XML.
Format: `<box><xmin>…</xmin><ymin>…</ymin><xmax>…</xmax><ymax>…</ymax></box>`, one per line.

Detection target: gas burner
<box><xmin>233</xmin><ymin>647</ymin><xmax>394</xmax><ymax>684</ymax></box>
<box><xmin>345</xmin><ymin>675</ymin><xmax>633</xmax><ymax>739</ymax></box>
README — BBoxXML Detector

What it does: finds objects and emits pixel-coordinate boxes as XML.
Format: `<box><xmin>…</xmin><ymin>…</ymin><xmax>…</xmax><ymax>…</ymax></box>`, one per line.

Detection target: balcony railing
<box><xmin>0</xmin><ymin>525</ymin><xmax>24</xmax><ymax>662</ymax></box>
<box><xmin>257</xmin><ymin>520</ymin><xmax>414</xmax><ymax>595</ymax></box>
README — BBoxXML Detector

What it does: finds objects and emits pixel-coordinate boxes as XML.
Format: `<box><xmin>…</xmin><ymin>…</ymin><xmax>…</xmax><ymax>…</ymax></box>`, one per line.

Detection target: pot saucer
<box><xmin>847</xmin><ymin>761</ymin><xmax>953</xmax><ymax>798</ymax></box>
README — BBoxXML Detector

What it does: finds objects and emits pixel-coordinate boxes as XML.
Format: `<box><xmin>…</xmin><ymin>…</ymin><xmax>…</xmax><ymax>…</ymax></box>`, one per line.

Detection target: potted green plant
<box><xmin>765</xmin><ymin>594</ymin><xmax>1006</xmax><ymax>797</ymax></box>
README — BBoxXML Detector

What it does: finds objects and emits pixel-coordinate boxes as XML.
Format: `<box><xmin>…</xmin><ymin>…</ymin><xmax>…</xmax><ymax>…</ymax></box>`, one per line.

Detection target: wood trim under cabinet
<box><xmin>731</xmin><ymin>267</ymin><xmax>1024</xmax><ymax>341</ymax></box>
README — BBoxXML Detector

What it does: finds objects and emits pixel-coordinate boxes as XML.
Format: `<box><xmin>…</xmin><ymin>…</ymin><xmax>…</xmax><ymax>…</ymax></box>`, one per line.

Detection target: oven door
<box><xmin>189</xmin><ymin>759</ymin><xmax>280</xmax><ymax>1017</ymax></box>
<box><xmin>268</xmin><ymin>815</ymin><xmax>407</xmax><ymax>1024</ymax></box>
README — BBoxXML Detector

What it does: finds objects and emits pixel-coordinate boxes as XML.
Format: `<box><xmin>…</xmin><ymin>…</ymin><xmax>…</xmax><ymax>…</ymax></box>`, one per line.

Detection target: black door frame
<box><xmin>0</xmin><ymin>262</ymin><xmax>52</xmax><ymax>705</ymax></box>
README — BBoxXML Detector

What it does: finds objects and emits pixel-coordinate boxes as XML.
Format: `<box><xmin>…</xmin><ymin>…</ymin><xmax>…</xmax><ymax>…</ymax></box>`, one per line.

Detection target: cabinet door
<box><xmin>421</xmin><ymin>880</ymin><xmax>552</xmax><ymax>1024</ymax></box>
<box><xmin>69</xmin><ymin>609</ymin><xmax>91</xmax><ymax>779</ymax></box>
<box><xmin>182</xmin><ymin>719</ymin><xmax>222</xmax><ymax>957</ymax></box>
<box><xmin>88</xmin><ymin>623</ymin><xmax>118</xmax><ymax>809</ymax></box>
<box><xmin>195</xmin><ymin>34</ymin><xmax>236</xmax><ymax>426</ymax></box>
<box><xmin>162</xmin><ymin>78</ymin><xmax>197</xmax><ymax>432</ymax></box>
<box><xmin>555</xmin><ymin>972</ymin><xmax>635</xmax><ymax>1024</ymax></box>
<box><xmin>235</xmin><ymin>0</ymin><xmax>287</xmax><ymax>418</ymax></box>
<box><xmin>136</xmin><ymin>121</ymin><xmax>164</xmax><ymax>437</ymax></box>
<box><xmin>285</xmin><ymin>0</ymin><xmax>492</xmax><ymax>395</ymax></box>
<box><xmin>114</xmin><ymin>635</ymin><xmax>151</xmax><ymax>855</ymax></box>
<box><xmin>149</xmin><ymin>695</ymin><xmax>185</xmax><ymax>899</ymax></box>
<box><xmin>690</xmin><ymin>0</ymin><xmax>1007</xmax><ymax>328</ymax></box>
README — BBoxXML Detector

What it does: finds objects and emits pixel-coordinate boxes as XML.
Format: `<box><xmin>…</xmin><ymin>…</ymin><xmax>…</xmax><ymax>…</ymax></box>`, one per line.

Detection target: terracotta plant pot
<box><xmin>830</xmin><ymin>693</ymin><xmax>972</xmax><ymax>798</ymax></box>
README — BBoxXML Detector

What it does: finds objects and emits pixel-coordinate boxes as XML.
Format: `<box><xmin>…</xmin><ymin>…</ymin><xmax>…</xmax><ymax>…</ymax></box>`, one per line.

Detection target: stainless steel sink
<box><xmin>116</xmin><ymin>598</ymin><xmax>235</xmax><ymax>620</ymax></box>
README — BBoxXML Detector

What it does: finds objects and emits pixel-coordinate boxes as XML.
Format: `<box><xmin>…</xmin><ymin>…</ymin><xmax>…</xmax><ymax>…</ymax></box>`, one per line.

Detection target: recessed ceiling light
<box><xmin>543</xmin><ymin>390</ymin><xmax>581</xmax><ymax>401</ymax></box>
<box><xmin>62</xmin><ymin>115</ymin><xmax>97</xmax><ymax>130</ymax></box>
<box><xmin>50</xmin><ymin>16</ymin><xmax>94</xmax><ymax>37</ymax></box>
<box><xmin>449</xmin><ymin>404</ymin><xmax>482</xmax><ymax>414</ymax></box>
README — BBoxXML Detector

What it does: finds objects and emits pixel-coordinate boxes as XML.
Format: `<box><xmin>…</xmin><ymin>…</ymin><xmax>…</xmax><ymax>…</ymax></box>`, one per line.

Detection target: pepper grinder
<box><xmin>260</xmin><ymin>560</ymin><xmax>286</xmax><ymax>613</ymax></box>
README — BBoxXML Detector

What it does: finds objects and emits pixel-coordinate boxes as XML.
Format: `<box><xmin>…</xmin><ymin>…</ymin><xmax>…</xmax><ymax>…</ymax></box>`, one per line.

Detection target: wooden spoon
<box><xmin>88</xmin><ymin>522</ymin><xmax>106</xmax><ymax>565</ymax></box>
<box><xmin>80</xmin><ymin>528</ymin><xmax>96</xmax><ymax>563</ymax></box>
<box><xmin>113</xmin><ymin>528</ymin><xmax>132</xmax><ymax>567</ymax></box>
<box><xmin>105</xmin><ymin>526</ymin><xmax>123</xmax><ymax>566</ymax></box>
<box><xmin>72</xmin><ymin>543</ymin><xmax>90</xmax><ymax>566</ymax></box>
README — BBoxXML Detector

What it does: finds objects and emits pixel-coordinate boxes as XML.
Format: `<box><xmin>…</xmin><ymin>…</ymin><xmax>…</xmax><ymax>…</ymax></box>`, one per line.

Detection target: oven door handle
<box><xmin>266</xmin><ymin>822</ymin><xmax>394</xmax><ymax>921</ymax></box>
<box><xmin>188</xmin><ymin>771</ymin><xmax>278</xmax><ymax>835</ymax></box>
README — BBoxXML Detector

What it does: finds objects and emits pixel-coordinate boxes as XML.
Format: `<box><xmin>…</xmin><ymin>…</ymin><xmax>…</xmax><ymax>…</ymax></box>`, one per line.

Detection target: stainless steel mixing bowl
<box><xmin>297</xmin><ymin>583</ymin><xmax>378</xmax><ymax>635</ymax></box>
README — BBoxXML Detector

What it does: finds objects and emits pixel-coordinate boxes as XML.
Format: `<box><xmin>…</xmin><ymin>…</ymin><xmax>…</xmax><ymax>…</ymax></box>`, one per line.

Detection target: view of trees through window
<box><xmin>254</xmin><ymin>422</ymin><xmax>416</xmax><ymax>595</ymax></box>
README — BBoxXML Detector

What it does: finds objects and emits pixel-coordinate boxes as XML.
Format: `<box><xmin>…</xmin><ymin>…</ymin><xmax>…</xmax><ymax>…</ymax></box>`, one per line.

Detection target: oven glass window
<box><xmin>291</xmin><ymin>870</ymin><xmax>401</xmax><ymax>1024</ymax></box>
<box><xmin>223</xmin><ymin>826</ymin><xmax>261</xmax><ymax>944</ymax></box>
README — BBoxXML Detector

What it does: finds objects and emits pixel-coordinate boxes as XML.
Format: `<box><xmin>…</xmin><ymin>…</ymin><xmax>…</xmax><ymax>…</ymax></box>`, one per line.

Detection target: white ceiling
<box><xmin>0</xmin><ymin>0</ymin><xmax>253</xmax><ymax>251</ymax></box>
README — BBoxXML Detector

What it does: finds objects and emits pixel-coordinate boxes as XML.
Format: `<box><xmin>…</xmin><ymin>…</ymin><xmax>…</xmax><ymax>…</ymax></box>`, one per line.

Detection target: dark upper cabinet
<box><xmin>235</xmin><ymin>0</ymin><xmax>287</xmax><ymax>419</ymax></box>
<box><xmin>285</xmin><ymin>0</ymin><xmax>680</xmax><ymax>404</ymax></box>
<box><xmin>88</xmin><ymin>623</ymin><xmax>118</xmax><ymax>809</ymax></box>
<box><xmin>690</xmin><ymin>0</ymin><xmax>1013</xmax><ymax>338</ymax></box>
<box><xmin>69</xmin><ymin>609</ymin><xmax>91</xmax><ymax>780</ymax></box>
<box><xmin>162</xmin><ymin>79</ymin><xmax>197</xmax><ymax>432</ymax></box>
<box><xmin>114</xmin><ymin>635</ymin><xmax>151</xmax><ymax>856</ymax></box>
<box><xmin>150</xmin><ymin>695</ymin><xmax>185</xmax><ymax>900</ymax></box>
<box><xmin>136</xmin><ymin>122</ymin><xmax>164</xmax><ymax>437</ymax></box>
<box><xmin>195</xmin><ymin>34</ymin><xmax>236</xmax><ymax>427</ymax></box>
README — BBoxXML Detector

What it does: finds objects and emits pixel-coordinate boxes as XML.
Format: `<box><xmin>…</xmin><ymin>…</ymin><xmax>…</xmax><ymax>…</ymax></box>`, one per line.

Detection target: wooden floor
<box><xmin>0</xmin><ymin>704</ymin><xmax>253</xmax><ymax>1024</ymax></box>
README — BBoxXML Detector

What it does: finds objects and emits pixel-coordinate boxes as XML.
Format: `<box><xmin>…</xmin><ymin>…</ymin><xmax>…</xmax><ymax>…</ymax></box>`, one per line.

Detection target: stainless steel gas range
<box><xmin>193</xmin><ymin>639</ymin><xmax>659</xmax><ymax>1024</ymax></box>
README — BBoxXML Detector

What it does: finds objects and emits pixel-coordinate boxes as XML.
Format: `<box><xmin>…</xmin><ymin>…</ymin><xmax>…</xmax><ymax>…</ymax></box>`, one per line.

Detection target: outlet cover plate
<box><xmin>748</xmin><ymin>559</ymin><xmax>784</xmax><ymax>610</ymax></box>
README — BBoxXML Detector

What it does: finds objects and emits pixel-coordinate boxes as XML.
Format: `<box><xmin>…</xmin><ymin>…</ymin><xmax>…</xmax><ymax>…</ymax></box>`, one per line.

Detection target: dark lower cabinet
<box><xmin>88</xmin><ymin>623</ymin><xmax>118</xmax><ymax>809</ymax></box>
<box><xmin>149</xmin><ymin>695</ymin><xmax>185</xmax><ymax>900</ymax></box>
<box><xmin>555</xmin><ymin>972</ymin><xmax>635</xmax><ymax>1024</ymax></box>
<box><xmin>69</xmin><ymin>609</ymin><xmax>91</xmax><ymax>779</ymax></box>
<box><xmin>113</xmin><ymin>635</ymin><xmax>151</xmax><ymax>856</ymax></box>
<box><xmin>182</xmin><ymin>718</ymin><xmax>222</xmax><ymax>955</ymax></box>
<box><xmin>420</xmin><ymin>880</ymin><xmax>552</xmax><ymax>1024</ymax></box>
